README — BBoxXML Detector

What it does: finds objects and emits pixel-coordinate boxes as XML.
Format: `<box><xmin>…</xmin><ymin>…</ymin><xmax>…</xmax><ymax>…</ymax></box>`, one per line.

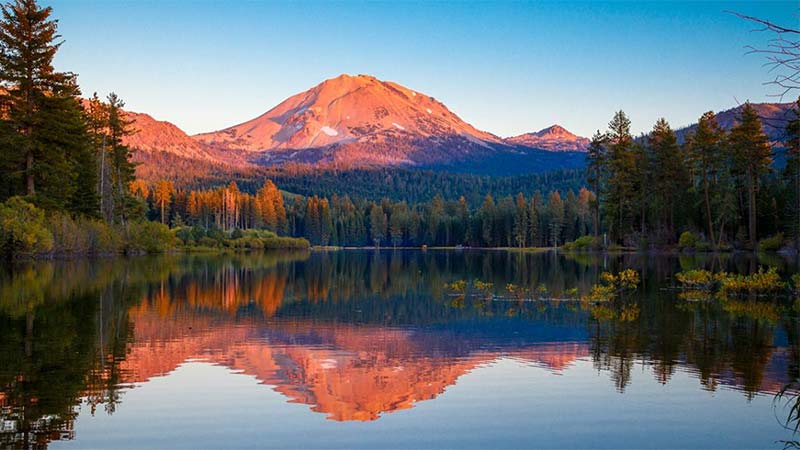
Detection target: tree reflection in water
<box><xmin>0</xmin><ymin>250</ymin><xmax>797</xmax><ymax>448</ymax></box>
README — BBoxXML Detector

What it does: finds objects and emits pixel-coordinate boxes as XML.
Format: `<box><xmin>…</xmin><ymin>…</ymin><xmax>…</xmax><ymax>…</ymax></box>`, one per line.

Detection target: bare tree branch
<box><xmin>728</xmin><ymin>10</ymin><xmax>800</xmax><ymax>99</ymax></box>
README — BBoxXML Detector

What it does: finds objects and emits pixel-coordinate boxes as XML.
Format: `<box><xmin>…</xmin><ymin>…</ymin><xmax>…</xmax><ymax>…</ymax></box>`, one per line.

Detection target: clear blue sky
<box><xmin>50</xmin><ymin>0</ymin><xmax>796</xmax><ymax>137</ymax></box>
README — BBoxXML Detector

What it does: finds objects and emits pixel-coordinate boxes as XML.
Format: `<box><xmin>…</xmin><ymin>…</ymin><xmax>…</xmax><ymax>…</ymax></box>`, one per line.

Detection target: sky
<box><xmin>50</xmin><ymin>0</ymin><xmax>796</xmax><ymax>138</ymax></box>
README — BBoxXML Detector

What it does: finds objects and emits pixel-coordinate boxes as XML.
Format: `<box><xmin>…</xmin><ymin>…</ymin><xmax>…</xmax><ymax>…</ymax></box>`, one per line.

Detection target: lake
<box><xmin>1</xmin><ymin>249</ymin><xmax>800</xmax><ymax>449</ymax></box>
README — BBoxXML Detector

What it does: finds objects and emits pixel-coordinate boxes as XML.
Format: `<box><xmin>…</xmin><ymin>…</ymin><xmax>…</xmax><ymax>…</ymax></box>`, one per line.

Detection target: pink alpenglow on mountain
<box><xmin>506</xmin><ymin>125</ymin><xmax>590</xmax><ymax>152</ymax></box>
<box><xmin>193</xmin><ymin>74</ymin><xmax>503</xmax><ymax>166</ymax></box>
<box><xmin>122</xmin><ymin>111</ymin><xmax>218</xmax><ymax>161</ymax></box>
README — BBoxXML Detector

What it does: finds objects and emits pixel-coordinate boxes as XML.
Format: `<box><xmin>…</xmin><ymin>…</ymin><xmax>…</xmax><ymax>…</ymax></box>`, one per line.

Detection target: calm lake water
<box><xmin>1</xmin><ymin>250</ymin><xmax>800</xmax><ymax>449</ymax></box>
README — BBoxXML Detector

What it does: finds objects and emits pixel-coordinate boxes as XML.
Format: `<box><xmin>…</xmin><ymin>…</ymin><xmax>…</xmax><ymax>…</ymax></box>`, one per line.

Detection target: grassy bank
<box><xmin>0</xmin><ymin>197</ymin><xmax>309</xmax><ymax>260</ymax></box>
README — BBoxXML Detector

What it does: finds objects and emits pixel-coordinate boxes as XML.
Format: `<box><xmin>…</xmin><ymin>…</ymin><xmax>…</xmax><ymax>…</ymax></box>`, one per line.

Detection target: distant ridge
<box><xmin>506</xmin><ymin>125</ymin><xmax>590</xmax><ymax>152</ymax></box>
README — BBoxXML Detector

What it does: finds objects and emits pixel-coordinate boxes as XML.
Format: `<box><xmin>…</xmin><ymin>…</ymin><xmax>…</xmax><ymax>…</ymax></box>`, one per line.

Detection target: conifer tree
<box><xmin>686</xmin><ymin>112</ymin><xmax>727</xmax><ymax>247</ymax></box>
<box><xmin>586</xmin><ymin>131</ymin><xmax>606</xmax><ymax>238</ymax></box>
<box><xmin>0</xmin><ymin>0</ymin><xmax>68</xmax><ymax>197</ymax></box>
<box><xmin>648</xmin><ymin>118</ymin><xmax>685</xmax><ymax>240</ymax></box>
<box><xmin>729</xmin><ymin>103</ymin><xmax>772</xmax><ymax>247</ymax></box>
<box><xmin>604</xmin><ymin>111</ymin><xmax>636</xmax><ymax>242</ymax></box>
<box><xmin>513</xmin><ymin>193</ymin><xmax>528</xmax><ymax>248</ymax></box>
<box><xmin>784</xmin><ymin>98</ymin><xmax>800</xmax><ymax>248</ymax></box>
<box><xmin>104</xmin><ymin>93</ymin><xmax>136</xmax><ymax>223</ymax></box>
<box><xmin>0</xmin><ymin>0</ymin><xmax>97</xmax><ymax>215</ymax></box>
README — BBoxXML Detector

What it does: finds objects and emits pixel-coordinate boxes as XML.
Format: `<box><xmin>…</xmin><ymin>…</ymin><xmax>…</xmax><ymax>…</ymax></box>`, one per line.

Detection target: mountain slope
<box><xmin>506</xmin><ymin>125</ymin><xmax>589</xmax><ymax>152</ymax></box>
<box><xmin>676</xmin><ymin>102</ymin><xmax>796</xmax><ymax>144</ymax></box>
<box><xmin>123</xmin><ymin>111</ymin><xmax>218</xmax><ymax>162</ymax></box>
<box><xmin>194</xmin><ymin>74</ymin><xmax>514</xmax><ymax>167</ymax></box>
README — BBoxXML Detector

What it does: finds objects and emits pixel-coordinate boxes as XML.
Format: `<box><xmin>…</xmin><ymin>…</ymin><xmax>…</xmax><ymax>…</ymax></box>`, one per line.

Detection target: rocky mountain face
<box><xmin>675</xmin><ymin>102</ymin><xmax>796</xmax><ymax>144</ymax></box>
<box><xmin>193</xmin><ymin>74</ymin><xmax>511</xmax><ymax>167</ymax></box>
<box><xmin>123</xmin><ymin>110</ymin><xmax>218</xmax><ymax>162</ymax></box>
<box><xmin>506</xmin><ymin>125</ymin><xmax>590</xmax><ymax>152</ymax></box>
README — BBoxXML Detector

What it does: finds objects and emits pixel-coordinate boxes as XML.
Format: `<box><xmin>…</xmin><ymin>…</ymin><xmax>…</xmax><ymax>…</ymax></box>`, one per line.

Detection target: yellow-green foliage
<box><xmin>506</xmin><ymin>283</ymin><xmax>527</xmax><ymax>300</ymax></box>
<box><xmin>589</xmin><ymin>304</ymin><xmax>617</xmax><ymax>321</ymax></box>
<box><xmin>563</xmin><ymin>235</ymin><xmax>598</xmax><ymax>251</ymax></box>
<box><xmin>585</xmin><ymin>283</ymin><xmax>616</xmax><ymax>302</ymax></box>
<box><xmin>473</xmin><ymin>280</ymin><xmax>494</xmax><ymax>293</ymax></box>
<box><xmin>444</xmin><ymin>280</ymin><xmax>467</xmax><ymax>293</ymax></box>
<box><xmin>0</xmin><ymin>197</ymin><xmax>53</xmax><ymax>257</ymax></box>
<box><xmin>126</xmin><ymin>221</ymin><xmax>175</xmax><ymax>254</ymax></box>
<box><xmin>583</xmin><ymin>269</ymin><xmax>640</xmax><ymax>302</ymax></box>
<box><xmin>619</xmin><ymin>304</ymin><xmax>640</xmax><ymax>322</ymax></box>
<box><xmin>758</xmin><ymin>233</ymin><xmax>785</xmax><ymax>252</ymax></box>
<box><xmin>716</xmin><ymin>266</ymin><xmax>785</xmax><ymax>298</ymax></box>
<box><xmin>675</xmin><ymin>269</ymin><xmax>714</xmax><ymax>290</ymax></box>
<box><xmin>792</xmin><ymin>274</ymin><xmax>800</xmax><ymax>297</ymax></box>
<box><xmin>48</xmin><ymin>212</ymin><xmax>124</xmax><ymax>255</ymax></box>
<box><xmin>679</xmin><ymin>231</ymin><xmax>698</xmax><ymax>249</ymax></box>
<box><xmin>678</xmin><ymin>290</ymin><xmax>714</xmax><ymax>302</ymax></box>
<box><xmin>176</xmin><ymin>226</ymin><xmax>309</xmax><ymax>251</ymax></box>
<box><xmin>722</xmin><ymin>299</ymin><xmax>780</xmax><ymax>323</ymax></box>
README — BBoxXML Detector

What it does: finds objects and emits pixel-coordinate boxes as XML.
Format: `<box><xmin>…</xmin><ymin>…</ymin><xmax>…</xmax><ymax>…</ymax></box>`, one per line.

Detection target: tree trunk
<box><xmin>593</xmin><ymin>180</ymin><xmax>600</xmax><ymax>238</ymax></box>
<box><xmin>703</xmin><ymin>176</ymin><xmax>716</xmax><ymax>248</ymax></box>
<box><xmin>25</xmin><ymin>150</ymin><xmax>34</xmax><ymax>195</ymax></box>
<box><xmin>747</xmin><ymin>165</ymin><xmax>757</xmax><ymax>249</ymax></box>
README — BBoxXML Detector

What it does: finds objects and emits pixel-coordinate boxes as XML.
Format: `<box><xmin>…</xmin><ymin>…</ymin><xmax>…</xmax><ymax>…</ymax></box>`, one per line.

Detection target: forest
<box><xmin>0</xmin><ymin>0</ymin><xmax>798</xmax><ymax>258</ymax></box>
<box><xmin>142</xmin><ymin>97</ymin><xmax>799</xmax><ymax>251</ymax></box>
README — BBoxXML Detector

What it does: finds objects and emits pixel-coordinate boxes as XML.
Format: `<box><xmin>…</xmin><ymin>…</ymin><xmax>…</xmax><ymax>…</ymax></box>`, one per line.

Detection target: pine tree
<box><xmin>368</xmin><ymin>202</ymin><xmax>386</xmax><ymax>246</ymax></box>
<box><xmin>648</xmin><ymin>118</ymin><xmax>685</xmax><ymax>241</ymax></box>
<box><xmin>513</xmin><ymin>193</ymin><xmax>528</xmax><ymax>247</ymax></box>
<box><xmin>0</xmin><ymin>0</ymin><xmax>69</xmax><ymax>197</ymax></box>
<box><xmin>729</xmin><ymin>103</ymin><xmax>772</xmax><ymax>247</ymax></box>
<box><xmin>586</xmin><ymin>131</ymin><xmax>606</xmax><ymax>238</ymax></box>
<box><xmin>104</xmin><ymin>93</ymin><xmax>137</xmax><ymax>224</ymax></box>
<box><xmin>784</xmin><ymin>98</ymin><xmax>800</xmax><ymax>248</ymax></box>
<box><xmin>605</xmin><ymin>111</ymin><xmax>637</xmax><ymax>242</ymax></box>
<box><xmin>686</xmin><ymin>111</ymin><xmax>730</xmax><ymax>247</ymax></box>
<box><xmin>547</xmin><ymin>191</ymin><xmax>565</xmax><ymax>247</ymax></box>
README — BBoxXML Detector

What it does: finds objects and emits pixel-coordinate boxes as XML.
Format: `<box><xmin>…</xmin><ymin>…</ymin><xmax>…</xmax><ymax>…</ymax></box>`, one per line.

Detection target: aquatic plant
<box><xmin>444</xmin><ymin>280</ymin><xmax>467</xmax><ymax>294</ymax></box>
<box><xmin>583</xmin><ymin>269</ymin><xmax>640</xmax><ymax>302</ymax></box>
<box><xmin>721</xmin><ymin>299</ymin><xmax>781</xmax><ymax>323</ymax></box>
<box><xmin>716</xmin><ymin>266</ymin><xmax>786</xmax><ymax>298</ymax></box>
<box><xmin>675</xmin><ymin>269</ymin><xmax>715</xmax><ymax>290</ymax></box>
<box><xmin>792</xmin><ymin>274</ymin><xmax>800</xmax><ymax>299</ymax></box>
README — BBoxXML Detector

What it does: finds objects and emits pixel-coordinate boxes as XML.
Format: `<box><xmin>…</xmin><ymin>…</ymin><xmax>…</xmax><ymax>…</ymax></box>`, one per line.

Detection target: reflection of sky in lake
<box><xmin>58</xmin><ymin>359</ymin><xmax>789</xmax><ymax>449</ymax></box>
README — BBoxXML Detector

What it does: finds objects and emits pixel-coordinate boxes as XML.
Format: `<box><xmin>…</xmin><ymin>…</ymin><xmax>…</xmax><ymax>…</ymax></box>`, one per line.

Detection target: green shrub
<box><xmin>198</xmin><ymin>236</ymin><xmax>219</xmax><ymax>248</ymax></box>
<box><xmin>125</xmin><ymin>221</ymin><xmax>174</xmax><ymax>254</ymax></box>
<box><xmin>678</xmin><ymin>231</ymin><xmax>698</xmax><ymax>250</ymax></box>
<box><xmin>0</xmin><ymin>197</ymin><xmax>53</xmax><ymax>258</ymax></box>
<box><xmin>262</xmin><ymin>236</ymin><xmax>310</xmax><ymax>249</ymax></box>
<box><xmin>174</xmin><ymin>226</ymin><xmax>195</xmax><ymax>245</ymax></box>
<box><xmin>83</xmin><ymin>218</ymin><xmax>123</xmax><ymax>254</ymax></box>
<box><xmin>758</xmin><ymin>233</ymin><xmax>785</xmax><ymax>252</ymax></box>
<box><xmin>48</xmin><ymin>212</ymin><xmax>89</xmax><ymax>254</ymax></box>
<box><xmin>563</xmin><ymin>235</ymin><xmax>598</xmax><ymax>251</ymax></box>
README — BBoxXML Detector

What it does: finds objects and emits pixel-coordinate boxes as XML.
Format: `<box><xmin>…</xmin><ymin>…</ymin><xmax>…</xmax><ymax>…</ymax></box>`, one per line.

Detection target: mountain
<box><xmin>194</xmin><ymin>74</ymin><xmax>513</xmax><ymax>168</ymax></box>
<box><xmin>116</xmin><ymin>76</ymin><xmax>794</xmax><ymax>181</ymax></box>
<box><xmin>675</xmin><ymin>102</ymin><xmax>796</xmax><ymax>144</ymax></box>
<box><xmin>123</xmin><ymin>110</ymin><xmax>218</xmax><ymax>162</ymax></box>
<box><xmin>506</xmin><ymin>125</ymin><xmax>590</xmax><ymax>152</ymax></box>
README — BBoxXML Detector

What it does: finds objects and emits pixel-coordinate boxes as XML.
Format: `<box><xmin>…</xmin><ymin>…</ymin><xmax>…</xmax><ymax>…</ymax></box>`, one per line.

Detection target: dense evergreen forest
<box><xmin>143</xmin><ymin>98</ymin><xmax>799</xmax><ymax>250</ymax></box>
<box><xmin>0</xmin><ymin>0</ymin><xmax>798</xmax><ymax>257</ymax></box>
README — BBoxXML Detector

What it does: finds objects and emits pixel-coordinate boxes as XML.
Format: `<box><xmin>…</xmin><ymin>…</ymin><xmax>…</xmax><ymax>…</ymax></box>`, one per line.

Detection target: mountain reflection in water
<box><xmin>1</xmin><ymin>250</ymin><xmax>799</xmax><ymax>448</ymax></box>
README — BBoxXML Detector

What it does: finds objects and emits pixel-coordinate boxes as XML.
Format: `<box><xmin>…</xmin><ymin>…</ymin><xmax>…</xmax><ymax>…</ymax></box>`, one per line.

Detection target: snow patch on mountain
<box><xmin>321</xmin><ymin>126</ymin><xmax>338</xmax><ymax>136</ymax></box>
